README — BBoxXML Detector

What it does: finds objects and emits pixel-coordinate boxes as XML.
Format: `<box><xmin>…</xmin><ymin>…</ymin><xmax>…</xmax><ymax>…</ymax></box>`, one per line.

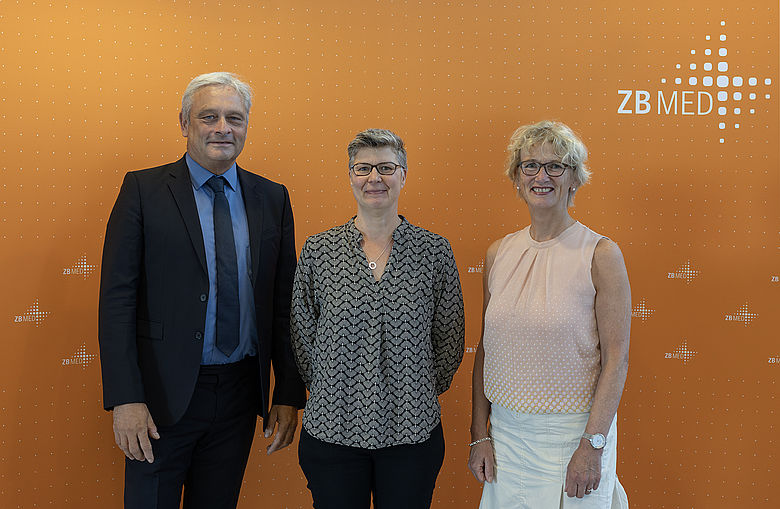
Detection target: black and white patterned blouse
<box><xmin>291</xmin><ymin>216</ymin><xmax>465</xmax><ymax>449</ymax></box>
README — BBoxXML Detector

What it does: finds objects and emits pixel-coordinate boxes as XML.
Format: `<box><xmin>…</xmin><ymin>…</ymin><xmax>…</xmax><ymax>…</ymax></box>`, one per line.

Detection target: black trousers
<box><xmin>298</xmin><ymin>423</ymin><xmax>445</xmax><ymax>509</ymax></box>
<box><xmin>124</xmin><ymin>357</ymin><xmax>260</xmax><ymax>509</ymax></box>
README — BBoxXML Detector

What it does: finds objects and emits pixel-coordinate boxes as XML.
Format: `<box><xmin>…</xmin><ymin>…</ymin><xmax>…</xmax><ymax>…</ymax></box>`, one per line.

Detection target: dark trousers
<box><xmin>298</xmin><ymin>423</ymin><xmax>445</xmax><ymax>509</ymax></box>
<box><xmin>124</xmin><ymin>357</ymin><xmax>260</xmax><ymax>509</ymax></box>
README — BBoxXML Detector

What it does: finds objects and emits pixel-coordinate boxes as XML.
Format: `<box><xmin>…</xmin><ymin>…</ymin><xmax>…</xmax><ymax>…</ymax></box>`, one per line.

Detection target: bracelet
<box><xmin>468</xmin><ymin>436</ymin><xmax>492</xmax><ymax>447</ymax></box>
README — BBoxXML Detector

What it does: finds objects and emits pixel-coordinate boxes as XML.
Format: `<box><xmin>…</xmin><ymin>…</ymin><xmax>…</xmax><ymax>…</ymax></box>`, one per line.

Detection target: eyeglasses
<box><xmin>350</xmin><ymin>162</ymin><xmax>404</xmax><ymax>176</ymax></box>
<box><xmin>519</xmin><ymin>160</ymin><xmax>571</xmax><ymax>177</ymax></box>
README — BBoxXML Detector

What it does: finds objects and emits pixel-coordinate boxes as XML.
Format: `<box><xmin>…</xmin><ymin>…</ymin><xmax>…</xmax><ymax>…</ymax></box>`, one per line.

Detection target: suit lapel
<box><xmin>167</xmin><ymin>157</ymin><xmax>208</xmax><ymax>275</ymax></box>
<box><xmin>238</xmin><ymin>167</ymin><xmax>264</xmax><ymax>286</ymax></box>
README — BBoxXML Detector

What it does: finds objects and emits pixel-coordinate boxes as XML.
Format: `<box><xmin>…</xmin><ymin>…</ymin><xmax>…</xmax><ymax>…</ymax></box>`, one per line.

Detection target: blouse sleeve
<box><xmin>290</xmin><ymin>239</ymin><xmax>318</xmax><ymax>389</ymax></box>
<box><xmin>431</xmin><ymin>239</ymin><xmax>465</xmax><ymax>394</ymax></box>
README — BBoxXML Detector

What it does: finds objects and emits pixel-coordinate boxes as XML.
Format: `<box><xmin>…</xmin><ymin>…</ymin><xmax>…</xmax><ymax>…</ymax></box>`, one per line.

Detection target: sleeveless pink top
<box><xmin>483</xmin><ymin>222</ymin><xmax>604</xmax><ymax>414</ymax></box>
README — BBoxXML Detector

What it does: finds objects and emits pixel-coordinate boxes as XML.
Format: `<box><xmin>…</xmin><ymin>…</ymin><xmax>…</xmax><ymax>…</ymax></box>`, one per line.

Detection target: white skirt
<box><xmin>479</xmin><ymin>405</ymin><xmax>629</xmax><ymax>509</ymax></box>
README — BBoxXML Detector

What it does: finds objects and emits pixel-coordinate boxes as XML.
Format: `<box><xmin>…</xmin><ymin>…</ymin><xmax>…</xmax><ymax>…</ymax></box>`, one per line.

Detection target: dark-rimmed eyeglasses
<box><xmin>350</xmin><ymin>162</ymin><xmax>404</xmax><ymax>176</ymax></box>
<box><xmin>519</xmin><ymin>160</ymin><xmax>571</xmax><ymax>177</ymax></box>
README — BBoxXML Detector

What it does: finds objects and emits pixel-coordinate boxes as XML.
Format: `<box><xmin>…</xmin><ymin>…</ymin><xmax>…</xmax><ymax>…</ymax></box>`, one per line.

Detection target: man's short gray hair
<box><xmin>181</xmin><ymin>72</ymin><xmax>252</xmax><ymax>121</ymax></box>
<box><xmin>347</xmin><ymin>129</ymin><xmax>407</xmax><ymax>168</ymax></box>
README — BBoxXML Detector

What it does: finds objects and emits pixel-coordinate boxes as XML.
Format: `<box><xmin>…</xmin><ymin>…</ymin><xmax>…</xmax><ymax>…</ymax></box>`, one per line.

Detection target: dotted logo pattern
<box><xmin>14</xmin><ymin>299</ymin><xmax>50</xmax><ymax>327</ymax></box>
<box><xmin>665</xmin><ymin>338</ymin><xmax>698</xmax><ymax>365</ymax></box>
<box><xmin>662</xmin><ymin>20</ymin><xmax>772</xmax><ymax>143</ymax></box>
<box><xmin>724</xmin><ymin>302</ymin><xmax>758</xmax><ymax>327</ymax></box>
<box><xmin>63</xmin><ymin>254</ymin><xmax>97</xmax><ymax>280</ymax></box>
<box><xmin>631</xmin><ymin>297</ymin><xmax>655</xmax><ymax>323</ymax></box>
<box><xmin>467</xmin><ymin>259</ymin><xmax>484</xmax><ymax>274</ymax></box>
<box><xmin>61</xmin><ymin>343</ymin><xmax>96</xmax><ymax>368</ymax></box>
<box><xmin>668</xmin><ymin>260</ymin><xmax>701</xmax><ymax>285</ymax></box>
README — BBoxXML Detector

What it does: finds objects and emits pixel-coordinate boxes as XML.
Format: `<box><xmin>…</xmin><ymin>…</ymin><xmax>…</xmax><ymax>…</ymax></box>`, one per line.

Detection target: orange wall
<box><xmin>1</xmin><ymin>1</ymin><xmax>777</xmax><ymax>507</ymax></box>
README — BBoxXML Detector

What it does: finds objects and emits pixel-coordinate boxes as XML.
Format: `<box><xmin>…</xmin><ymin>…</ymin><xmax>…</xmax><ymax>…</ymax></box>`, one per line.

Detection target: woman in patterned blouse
<box><xmin>290</xmin><ymin>128</ymin><xmax>465</xmax><ymax>509</ymax></box>
<box><xmin>468</xmin><ymin>121</ymin><xmax>631</xmax><ymax>508</ymax></box>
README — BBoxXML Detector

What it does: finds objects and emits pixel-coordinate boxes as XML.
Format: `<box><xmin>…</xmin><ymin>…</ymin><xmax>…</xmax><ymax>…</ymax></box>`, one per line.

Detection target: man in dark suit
<box><xmin>98</xmin><ymin>72</ymin><xmax>306</xmax><ymax>509</ymax></box>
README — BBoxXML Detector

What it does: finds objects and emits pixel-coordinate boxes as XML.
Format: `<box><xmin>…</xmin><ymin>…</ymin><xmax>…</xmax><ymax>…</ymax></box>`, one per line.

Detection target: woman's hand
<box><xmin>564</xmin><ymin>440</ymin><xmax>603</xmax><ymax>497</ymax></box>
<box><xmin>468</xmin><ymin>440</ymin><xmax>496</xmax><ymax>483</ymax></box>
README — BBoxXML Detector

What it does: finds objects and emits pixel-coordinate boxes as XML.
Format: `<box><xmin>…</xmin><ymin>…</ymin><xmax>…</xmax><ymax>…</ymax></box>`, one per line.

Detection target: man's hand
<box><xmin>112</xmin><ymin>402</ymin><xmax>160</xmax><ymax>463</ymax></box>
<box><xmin>564</xmin><ymin>440</ymin><xmax>602</xmax><ymax>498</ymax></box>
<box><xmin>264</xmin><ymin>404</ymin><xmax>299</xmax><ymax>455</ymax></box>
<box><xmin>467</xmin><ymin>441</ymin><xmax>496</xmax><ymax>483</ymax></box>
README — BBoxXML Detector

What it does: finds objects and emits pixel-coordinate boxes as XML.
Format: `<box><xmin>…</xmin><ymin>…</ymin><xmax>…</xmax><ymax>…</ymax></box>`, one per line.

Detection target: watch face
<box><xmin>590</xmin><ymin>433</ymin><xmax>606</xmax><ymax>449</ymax></box>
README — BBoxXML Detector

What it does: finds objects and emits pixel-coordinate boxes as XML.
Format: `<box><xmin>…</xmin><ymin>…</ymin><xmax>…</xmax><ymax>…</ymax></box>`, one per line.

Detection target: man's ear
<box><xmin>179</xmin><ymin>111</ymin><xmax>189</xmax><ymax>137</ymax></box>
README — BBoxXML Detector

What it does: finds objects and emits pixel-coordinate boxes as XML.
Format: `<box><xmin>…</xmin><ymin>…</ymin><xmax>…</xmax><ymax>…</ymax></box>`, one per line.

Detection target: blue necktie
<box><xmin>205</xmin><ymin>176</ymin><xmax>240</xmax><ymax>357</ymax></box>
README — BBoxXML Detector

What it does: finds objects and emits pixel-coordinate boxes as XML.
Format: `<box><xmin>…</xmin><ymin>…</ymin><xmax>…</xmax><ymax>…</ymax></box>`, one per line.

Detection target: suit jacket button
<box><xmin>194</xmin><ymin>331</ymin><xmax>203</xmax><ymax>340</ymax></box>
<box><xmin>199</xmin><ymin>293</ymin><xmax>207</xmax><ymax>302</ymax></box>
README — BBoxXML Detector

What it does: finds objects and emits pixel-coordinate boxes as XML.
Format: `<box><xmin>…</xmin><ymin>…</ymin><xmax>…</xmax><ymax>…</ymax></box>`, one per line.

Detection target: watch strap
<box><xmin>582</xmin><ymin>432</ymin><xmax>606</xmax><ymax>449</ymax></box>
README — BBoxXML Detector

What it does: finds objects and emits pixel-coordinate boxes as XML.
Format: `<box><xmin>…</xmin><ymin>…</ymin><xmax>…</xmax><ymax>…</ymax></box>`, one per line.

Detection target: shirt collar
<box><xmin>185</xmin><ymin>153</ymin><xmax>239</xmax><ymax>192</ymax></box>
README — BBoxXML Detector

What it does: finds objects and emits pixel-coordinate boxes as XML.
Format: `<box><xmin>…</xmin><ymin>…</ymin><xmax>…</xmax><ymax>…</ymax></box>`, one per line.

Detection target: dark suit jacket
<box><xmin>98</xmin><ymin>156</ymin><xmax>306</xmax><ymax>427</ymax></box>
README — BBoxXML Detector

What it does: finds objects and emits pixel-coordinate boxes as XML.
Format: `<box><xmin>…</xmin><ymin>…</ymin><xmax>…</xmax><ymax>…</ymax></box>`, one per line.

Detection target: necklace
<box><xmin>365</xmin><ymin>237</ymin><xmax>393</xmax><ymax>270</ymax></box>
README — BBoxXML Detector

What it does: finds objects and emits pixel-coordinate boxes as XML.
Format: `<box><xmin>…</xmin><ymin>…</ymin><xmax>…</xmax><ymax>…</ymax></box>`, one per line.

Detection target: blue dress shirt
<box><xmin>186</xmin><ymin>154</ymin><xmax>258</xmax><ymax>365</ymax></box>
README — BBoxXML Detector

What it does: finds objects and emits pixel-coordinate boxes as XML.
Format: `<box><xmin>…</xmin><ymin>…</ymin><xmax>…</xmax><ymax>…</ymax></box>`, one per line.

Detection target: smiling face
<box><xmin>349</xmin><ymin>146</ymin><xmax>406</xmax><ymax>212</ymax></box>
<box><xmin>517</xmin><ymin>142</ymin><xmax>575</xmax><ymax>213</ymax></box>
<box><xmin>179</xmin><ymin>85</ymin><xmax>248</xmax><ymax>175</ymax></box>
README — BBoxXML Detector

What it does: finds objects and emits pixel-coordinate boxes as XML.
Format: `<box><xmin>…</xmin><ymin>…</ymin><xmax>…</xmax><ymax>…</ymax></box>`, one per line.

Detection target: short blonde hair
<box><xmin>505</xmin><ymin>120</ymin><xmax>590</xmax><ymax>206</ymax></box>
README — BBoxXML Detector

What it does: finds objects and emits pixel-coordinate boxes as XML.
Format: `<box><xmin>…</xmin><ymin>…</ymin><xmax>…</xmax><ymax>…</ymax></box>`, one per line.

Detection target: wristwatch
<box><xmin>582</xmin><ymin>432</ymin><xmax>606</xmax><ymax>449</ymax></box>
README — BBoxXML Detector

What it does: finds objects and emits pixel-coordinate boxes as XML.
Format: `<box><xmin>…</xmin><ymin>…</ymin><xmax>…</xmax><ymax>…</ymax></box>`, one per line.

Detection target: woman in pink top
<box><xmin>468</xmin><ymin>121</ymin><xmax>631</xmax><ymax>508</ymax></box>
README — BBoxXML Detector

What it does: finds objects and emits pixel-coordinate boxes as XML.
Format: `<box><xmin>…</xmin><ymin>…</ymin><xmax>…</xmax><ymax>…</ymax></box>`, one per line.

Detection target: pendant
<box><xmin>368</xmin><ymin>261</ymin><xmax>377</xmax><ymax>270</ymax></box>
